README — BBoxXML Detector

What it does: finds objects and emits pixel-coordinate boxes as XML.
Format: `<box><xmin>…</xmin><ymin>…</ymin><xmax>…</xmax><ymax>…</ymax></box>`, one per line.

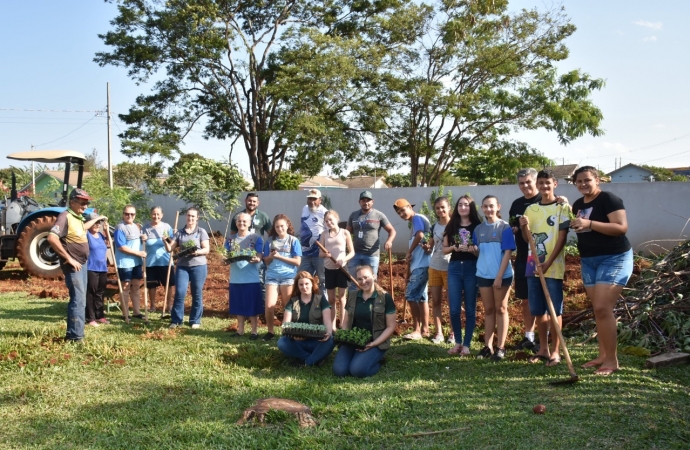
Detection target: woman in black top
<box><xmin>442</xmin><ymin>195</ymin><xmax>482</xmax><ymax>356</ymax></box>
<box><xmin>571</xmin><ymin>166</ymin><xmax>633</xmax><ymax>376</ymax></box>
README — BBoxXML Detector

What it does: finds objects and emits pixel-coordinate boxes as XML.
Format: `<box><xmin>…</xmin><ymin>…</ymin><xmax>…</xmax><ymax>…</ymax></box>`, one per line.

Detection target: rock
<box><xmin>645</xmin><ymin>352</ymin><xmax>690</xmax><ymax>369</ymax></box>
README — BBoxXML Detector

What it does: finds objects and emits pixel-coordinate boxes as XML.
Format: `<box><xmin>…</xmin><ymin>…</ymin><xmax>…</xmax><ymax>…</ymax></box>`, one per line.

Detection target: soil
<box><xmin>0</xmin><ymin>244</ymin><xmax>587</xmax><ymax>344</ymax></box>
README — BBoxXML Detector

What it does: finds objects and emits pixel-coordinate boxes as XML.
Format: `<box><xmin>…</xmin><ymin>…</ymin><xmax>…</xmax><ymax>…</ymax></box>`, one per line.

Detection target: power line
<box><xmin>553</xmin><ymin>131</ymin><xmax>690</xmax><ymax>162</ymax></box>
<box><xmin>638</xmin><ymin>148</ymin><xmax>690</xmax><ymax>164</ymax></box>
<box><xmin>0</xmin><ymin>107</ymin><xmax>105</xmax><ymax>113</ymax></box>
<box><xmin>34</xmin><ymin>114</ymin><xmax>100</xmax><ymax>148</ymax></box>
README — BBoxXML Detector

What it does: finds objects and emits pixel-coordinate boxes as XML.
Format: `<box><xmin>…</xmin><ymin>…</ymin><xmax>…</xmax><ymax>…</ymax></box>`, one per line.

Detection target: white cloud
<box><xmin>633</xmin><ymin>20</ymin><xmax>663</xmax><ymax>30</ymax></box>
<box><xmin>653</xmin><ymin>123</ymin><xmax>667</xmax><ymax>129</ymax></box>
<box><xmin>643</xmin><ymin>36</ymin><xmax>658</xmax><ymax>42</ymax></box>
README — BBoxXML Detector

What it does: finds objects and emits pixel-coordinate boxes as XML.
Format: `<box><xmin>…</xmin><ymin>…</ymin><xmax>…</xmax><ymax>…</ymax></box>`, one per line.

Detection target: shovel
<box><xmin>105</xmin><ymin>226</ymin><xmax>127</xmax><ymax>323</ymax></box>
<box><xmin>161</xmin><ymin>211</ymin><xmax>180</xmax><ymax>319</ymax></box>
<box><xmin>525</xmin><ymin>224</ymin><xmax>579</xmax><ymax>385</ymax></box>
<box><xmin>314</xmin><ymin>240</ymin><xmax>361</xmax><ymax>289</ymax></box>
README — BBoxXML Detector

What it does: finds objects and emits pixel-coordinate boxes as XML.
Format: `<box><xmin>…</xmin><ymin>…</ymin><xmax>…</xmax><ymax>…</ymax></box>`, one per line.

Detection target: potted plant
<box><xmin>224</xmin><ymin>239</ymin><xmax>258</xmax><ymax>264</ymax></box>
<box><xmin>174</xmin><ymin>239</ymin><xmax>199</xmax><ymax>260</ymax></box>
<box><xmin>282</xmin><ymin>322</ymin><xmax>327</xmax><ymax>340</ymax></box>
<box><xmin>333</xmin><ymin>327</ymin><xmax>373</xmax><ymax>349</ymax></box>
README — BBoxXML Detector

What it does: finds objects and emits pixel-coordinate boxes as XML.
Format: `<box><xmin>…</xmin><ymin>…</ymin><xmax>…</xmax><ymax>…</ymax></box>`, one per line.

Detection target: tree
<box><xmin>452</xmin><ymin>142</ymin><xmax>554</xmax><ymax>185</ymax></box>
<box><xmin>641</xmin><ymin>165</ymin><xmax>688</xmax><ymax>182</ymax></box>
<box><xmin>83</xmin><ymin>168</ymin><xmax>149</xmax><ymax>224</ymax></box>
<box><xmin>273</xmin><ymin>170</ymin><xmax>304</xmax><ymax>191</ymax></box>
<box><xmin>164</xmin><ymin>158</ymin><xmax>249</xmax><ymax>220</ymax></box>
<box><xmin>367</xmin><ymin>1</ymin><xmax>604</xmax><ymax>187</ymax></box>
<box><xmin>114</xmin><ymin>161</ymin><xmax>164</xmax><ymax>194</ymax></box>
<box><xmin>95</xmin><ymin>0</ymin><xmax>425</xmax><ymax>190</ymax></box>
<box><xmin>385</xmin><ymin>173</ymin><xmax>411</xmax><ymax>188</ymax></box>
<box><xmin>346</xmin><ymin>166</ymin><xmax>388</xmax><ymax>178</ymax></box>
<box><xmin>84</xmin><ymin>149</ymin><xmax>101</xmax><ymax>172</ymax></box>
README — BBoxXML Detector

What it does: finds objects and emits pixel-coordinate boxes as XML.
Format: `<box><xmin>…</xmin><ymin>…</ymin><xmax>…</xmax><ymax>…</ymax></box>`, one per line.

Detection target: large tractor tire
<box><xmin>16</xmin><ymin>215</ymin><xmax>62</xmax><ymax>280</ymax></box>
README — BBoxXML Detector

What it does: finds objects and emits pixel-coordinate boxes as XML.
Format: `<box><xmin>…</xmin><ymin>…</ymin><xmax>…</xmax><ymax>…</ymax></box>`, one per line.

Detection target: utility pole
<box><xmin>107</xmin><ymin>82</ymin><xmax>113</xmax><ymax>189</ymax></box>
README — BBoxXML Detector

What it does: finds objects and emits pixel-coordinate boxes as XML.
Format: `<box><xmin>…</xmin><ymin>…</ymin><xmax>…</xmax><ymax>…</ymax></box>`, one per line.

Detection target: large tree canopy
<box><xmin>96</xmin><ymin>0</ymin><xmax>425</xmax><ymax>189</ymax></box>
<box><xmin>364</xmin><ymin>0</ymin><xmax>604</xmax><ymax>186</ymax></box>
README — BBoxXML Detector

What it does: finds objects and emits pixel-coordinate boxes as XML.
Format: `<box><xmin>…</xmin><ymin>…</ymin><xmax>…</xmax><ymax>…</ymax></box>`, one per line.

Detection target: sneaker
<box><xmin>132</xmin><ymin>313</ymin><xmax>144</xmax><ymax>320</ymax></box>
<box><xmin>509</xmin><ymin>337</ymin><xmax>535</xmax><ymax>351</ymax></box>
<box><xmin>97</xmin><ymin>318</ymin><xmax>110</xmax><ymax>324</ymax></box>
<box><xmin>169</xmin><ymin>323</ymin><xmax>180</xmax><ymax>329</ymax></box>
<box><xmin>431</xmin><ymin>334</ymin><xmax>445</xmax><ymax>345</ymax></box>
<box><xmin>262</xmin><ymin>332</ymin><xmax>275</xmax><ymax>341</ymax></box>
<box><xmin>249</xmin><ymin>333</ymin><xmax>259</xmax><ymax>340</ymax></box>
<box><xmin>477</xmin><ymin>346</ymin><xmax>493</xmax><ymax>359</ymax></box>
<box><xmin>491</xmin><ymin>348</ymin><xmax>506</xmax><ymax>361</ymax></box>
<box><xmin>447</xmin><ymin>333</ymin><xmax>456</xmax><ymax>345</ymax></box>
<box><xmin>86</xmin><ymin>321</ymin><xmax>100</xmax><ymax>327</ymax></box>
<box><xmin>191</xmin><ymin>324</ymin><xmax>201</xmax><ymax>329</ymax></box>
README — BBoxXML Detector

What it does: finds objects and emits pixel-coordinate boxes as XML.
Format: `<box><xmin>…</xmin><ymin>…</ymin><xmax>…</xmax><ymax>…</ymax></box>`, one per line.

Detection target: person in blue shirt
<box><xmin>86</xmin><ymin>215</ymin><xmax>109</xmax><ymax>327</ymax></box>
<box><xmin>141</xmin><ymin>206</ymin><xmax>176</xmax><ymax>315</ymax></box>
<box><xmin>262</xmin><ymin>214</ymin><xmax>302</xmax><ymax>340</ymax></box>
<box><xmin>114</xmin><ymin>205</ymin><xmax>147</xmax><ymax>322</ymax></box>
<box><xmin>393</xmin><ymin>198</ymin><xmax>431</xmax><ymax>340</ymax></box>
<box><xmin>473</xmin><ymin>195</ymin><xmax>516</xmax><ymax>361</ymax></box>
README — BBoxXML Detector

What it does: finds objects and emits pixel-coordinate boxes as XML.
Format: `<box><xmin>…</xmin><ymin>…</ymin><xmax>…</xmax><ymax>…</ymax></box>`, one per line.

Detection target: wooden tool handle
<box><xmin>314</xmin><ymin>239</ymin><xmax>361</xmax><ymax>290</ymax></box>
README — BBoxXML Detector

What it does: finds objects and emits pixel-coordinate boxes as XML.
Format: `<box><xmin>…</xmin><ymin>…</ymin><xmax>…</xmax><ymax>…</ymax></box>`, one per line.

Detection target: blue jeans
<box><xmin>332</xmin><ymin>344</ymin><xmax>386</xmax><ymax>378</ymax></box>
<box><xmin>298</xmin><ymin>255</ymin><xmax>326</xmax><ymax>293</ymax></box>
<box><xmin>277</xmin><ymin>336</ymin><xmax>335</xmax><ymax>366</ymax></box>
<box><xmin>581</xmin><ymin>249</ymin><xmax>633</xmax><ymax>287</ymax></box>
<box><xmin>527</xmin><ymin>276</ymin><xmax>564</xmax><ymax>316</ymax></box>
<box><xmin>172</xmin><ymin>264</ymin><xmax>208</xmax><ymax>326</ymax></box>
<box><xmin>447</xmin><ymin>260</ymin><xmax>478</xmax><ymax>347</ymax></box>
<box><xmin>347</xmin><ymin>254</ymin><xmax>380</xmax><ymax>290</ymax></box>
<box><xmin>64</xmin><ymin>267</ymin><xmax>88</xmax><ymax>341</ymax></box>
<box><xmin>405</xmin><ymin>267</ymin><xmax>429</xmax><ymax>302</ymax></box>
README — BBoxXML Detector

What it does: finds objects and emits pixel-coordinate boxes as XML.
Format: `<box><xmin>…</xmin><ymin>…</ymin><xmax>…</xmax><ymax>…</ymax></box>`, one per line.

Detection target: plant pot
<box><xmin>174</xmin><ymin>245</ymin><xmax>199</xmax><ymax>261</ymax></box>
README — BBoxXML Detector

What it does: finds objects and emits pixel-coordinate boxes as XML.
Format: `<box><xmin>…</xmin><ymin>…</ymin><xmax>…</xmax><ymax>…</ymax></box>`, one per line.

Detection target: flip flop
<box><xmin>403</xmin><ymin>333</ymin><xmax>422</xmax><ymax>340</ymax></box>
<box><xmin>459</xmin><ymin>346</ymin><xmax>471</xmax><ymax>356</ymax></box>
<box><xmin>581</xmin><ymin>361</ymin><xmax>601</xmax><ymax>369</ymax></box>
<box><xmin>528</xmin><ymin>354</ymin><xmax>549</xmax><ymax>364</ymax></box>
<box><xmin>594</xmin><ymin>367</ymin><xmax>620</xmax><ymax>376</ymax></box>
<box><xmin>546</xmin><ymin>357</ymin><xmax>561</xmax><ymax>367</ymax></box>
<box><xmin>448</xmin><ymin>345</ymin><xmax>462</xmax><ymax>355</ymax></box>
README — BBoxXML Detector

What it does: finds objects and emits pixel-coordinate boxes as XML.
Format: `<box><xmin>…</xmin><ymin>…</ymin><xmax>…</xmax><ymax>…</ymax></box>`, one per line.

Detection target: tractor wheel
<box><xmin>17</xmin><ymin>215</ymin><xmax>62</xmax><ymax>280</ymax></box>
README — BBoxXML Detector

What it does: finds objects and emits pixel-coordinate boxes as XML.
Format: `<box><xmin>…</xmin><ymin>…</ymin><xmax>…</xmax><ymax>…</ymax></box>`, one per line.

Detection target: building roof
<box><xmin>543</xmin><ymin>164</ymin><xmax>578</xmax><ymax>179</ymax></box>
<box><xmin>607</xmin><ymin>163</ymin><xmax>653</xmax><ymax>176</ymax></box>
<box><xmin>299</xmin><ymin>175</ymin><xmax>348</xmax><ymax>189</ymax></box>
<box><xmin>339</xmin><ymin>175</ymin><xmax>388</xmax><ymax>189</ymax></box>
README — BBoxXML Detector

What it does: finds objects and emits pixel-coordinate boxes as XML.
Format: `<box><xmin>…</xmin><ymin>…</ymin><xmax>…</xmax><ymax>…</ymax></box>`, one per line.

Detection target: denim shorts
<box><xmin>405</xmin><ymin>267</ymin><xmax>429</xmax><ymax>302</ymax></box>
<box><xmin>477</xmin><ymin>276</ymin><xmax>513</xmax><ymax>288</ymax></box>
<box><xmin>118</xmin><ymin>265</ymin><xmax>143</xmax><ymax>282</ymax></box>
<box><xmin>265</xmin><ymin>277</ymin><xmax>295</xmax><ymax>286</ymax></box>
<box><xmin>527</xmin><ymin>276</ymin><xmax>564</xmax><ymax>316</ymax></box>
<box><xmin>581</xmin><ymin>249</ymin><xmax>633</xmax><ymax>287</ymax></box>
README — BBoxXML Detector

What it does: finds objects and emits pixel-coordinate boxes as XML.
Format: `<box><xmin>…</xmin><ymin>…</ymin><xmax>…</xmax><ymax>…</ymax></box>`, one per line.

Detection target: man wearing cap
<box><xmin>394</xmin><ymin>198</ymin><xmax>431</xmax><ymax>340</ymax></box>
<box><xmin>346</xmin><ymin>191</ymin><xmax>396</xmax><ymax>288</ymax></box>
<box><xmin>298</xmin><ymin>189</ymin><xmax>328</xmax><ymax>293</ymax></box>
<box><xmin>47</xmin><ymin>188</ymin><xmax>103</xmax><ymax>342</ymax></box>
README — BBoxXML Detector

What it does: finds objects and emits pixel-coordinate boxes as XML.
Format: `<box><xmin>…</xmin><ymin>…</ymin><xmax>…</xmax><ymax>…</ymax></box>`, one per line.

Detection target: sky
<box><xmin>1</xmin><ymin>0</ymin><xmax>688</xmax><ymax>179</ymax></box>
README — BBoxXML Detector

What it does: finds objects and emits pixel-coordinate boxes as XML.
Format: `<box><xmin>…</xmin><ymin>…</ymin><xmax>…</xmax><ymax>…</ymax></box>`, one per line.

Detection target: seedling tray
<box><xmin>333</xmin><ymin>338</ymin><xmax>369</xmax><ymax>350</ymax></box>
<box><xmin>174</xmin><ymin>245</ymin><xmax>199</xmax><ymax>261</ymax></box>
<box><xmin>225</xmin><ymin>254</ymin><xmax>254</xmax><ymax>264</ymax></box>
<box><xmin>282</xmin><ymin>328</ymin><xmax>326</xmax><ymax>340</ymax></box>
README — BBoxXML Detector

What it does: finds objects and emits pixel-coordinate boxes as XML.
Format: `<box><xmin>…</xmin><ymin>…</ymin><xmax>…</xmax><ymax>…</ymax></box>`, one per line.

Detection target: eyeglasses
<box><xmin>123</xmin><ymin>212</ymin><xmax>135</xmax><ymax>216</ymax></box>
<box><xmin>75</xmin><ymin>201</ymin><xmax>89</xmax><ymax>206</ymax></box>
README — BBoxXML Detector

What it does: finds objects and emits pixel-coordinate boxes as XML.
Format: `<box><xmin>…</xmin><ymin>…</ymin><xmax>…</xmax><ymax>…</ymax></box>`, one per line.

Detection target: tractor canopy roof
<box><xmin>7</xmin><ymin>150</ymin><xmax>86</xmax><ymax>164</ymax></box>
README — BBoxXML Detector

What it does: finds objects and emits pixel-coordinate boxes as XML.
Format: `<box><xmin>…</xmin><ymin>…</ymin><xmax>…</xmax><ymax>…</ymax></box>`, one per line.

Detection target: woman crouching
<box><xmin>333</xmin><ymin>265</ymin><xmax>396</xmax><ymax>378</ymax></box>
<box><xmin>277</xmin><ymin>271</ymin><xmax>335</xmax><ymax>366</ymax></box>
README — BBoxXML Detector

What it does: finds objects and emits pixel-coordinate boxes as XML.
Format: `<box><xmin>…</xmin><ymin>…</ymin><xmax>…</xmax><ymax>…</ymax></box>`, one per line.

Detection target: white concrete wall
<box><xmin>148</xmin><ymin>182</ymin><xmax>690</xmax><ymax>254</ymax></box>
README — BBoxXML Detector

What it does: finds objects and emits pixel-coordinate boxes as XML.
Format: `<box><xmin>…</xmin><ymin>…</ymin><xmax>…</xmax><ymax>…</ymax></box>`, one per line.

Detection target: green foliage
<box><xmin>370</xmin><ymin>3</ymin><xmax>603</xmax><ymax>187</ymax></box>
<box><xmin>273</xmin><ymin>170</ymin><xmax>304</xmax><ymax>191</ymax></box>
<box><xmin>452</xmin><ymin>142</ymin><xmax>554</xmax><ymax>185</ymax></box>
<box><xmin>114</xmin><ymin>161</ymin><xmax>164</xmax><ymax>194</ymax></box>
<box><xmin>96</xmin><ymin>0</ymin><xmax>423</xmax><ymax>189</ymax></box>
<box><xmin>164</xmin><ymin>157</ymin><xmax>248</xmax><ymax>220</ymax></box>
<box><xmin>640</xmin><ymin>165</ymin><xmax>689</xmax><ymax>182</ymax></box>
<box><xmin>82</xmin><ymin>168</ymin><xmax>149</xmax><ymax>224</ymax></box>
<box><xmin>334</xmin><ymin>327</ymin><xmax>372</xmax><ymax>347</ymax></box>
<box><xmin>419</xmin><ymin>185</ymin><xmax>454</xmax><ymax>225</ymax></box>
<box><xmin>347</xmin><ymin>166</ymin><xmax>388</xmax><ymax>178</ymax></box>
<box><xmin>32</xmin><ymin>177</ymin><xmax>62</xmax><ymax>206</ymax></box>
<box><xmin>564</xmin><ymin>236</ymin><xmax>579</xmax><ymax>257</ymax></box>
<box><xmin>385</xmin><ymin>173</ymin><xmax>411</xmax><ymax>188</ymax></box>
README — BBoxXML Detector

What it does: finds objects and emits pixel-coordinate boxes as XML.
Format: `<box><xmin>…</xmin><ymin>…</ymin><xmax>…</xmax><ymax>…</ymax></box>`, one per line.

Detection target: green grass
<box><xmin>1</xmin><ymin>293</ymin><xmax>689</xmax><ymax>449</ymax></box>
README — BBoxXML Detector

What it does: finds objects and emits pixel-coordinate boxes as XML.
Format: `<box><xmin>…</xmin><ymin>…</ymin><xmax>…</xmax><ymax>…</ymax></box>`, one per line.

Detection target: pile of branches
<box><xmin>566</xmin><ymin>239</ymin><xmax>690</xmax><ymax>354</ymax></box>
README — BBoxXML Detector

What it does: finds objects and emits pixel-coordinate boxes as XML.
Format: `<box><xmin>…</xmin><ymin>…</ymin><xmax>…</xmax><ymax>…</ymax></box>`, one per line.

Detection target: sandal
<box><xmin>546</xmin><ymin>357</ymin><xmax>561</xmax><ymax>367</ymax></box>
<box><xmin>459</xmin><ymin>346</ymin><xmax>471</xmax><ymax>356</ymax></box>
<box><xmin>448</xmin><ymin>345</ymin><xmax>462</xmax><ymax>355</ymax></box>
<box><xmin>594</xmin><ymin>367</ymin><xmax>619</xmax><ymax>376</ymax></box>
<box><xmin>581</xmin><ymin>361</ymin><xmax>602</xmax><ymax>369</ymax></box>
<box><xmin>528</xmin><ymin>354</ymin><xmax>549</xmax><ymax>364</ymax></box>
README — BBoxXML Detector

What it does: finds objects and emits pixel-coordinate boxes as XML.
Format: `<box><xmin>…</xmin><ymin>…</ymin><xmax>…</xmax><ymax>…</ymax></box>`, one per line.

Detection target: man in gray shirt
<box><xmin>346</xmin><ymin>190</ymin><xmax>396</xmax><ymax>289</ymax></box>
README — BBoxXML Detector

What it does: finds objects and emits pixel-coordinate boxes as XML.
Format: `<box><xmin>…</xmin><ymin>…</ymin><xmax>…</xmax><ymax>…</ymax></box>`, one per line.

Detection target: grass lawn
<box><xmin>1</xmin><ymin>293</ymin><xmax>689</xmax><ymax>450</ymax></box>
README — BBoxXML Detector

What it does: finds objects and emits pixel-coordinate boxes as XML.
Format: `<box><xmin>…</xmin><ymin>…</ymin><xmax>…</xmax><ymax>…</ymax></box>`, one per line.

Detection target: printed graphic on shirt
<box><xmin>575</xmin><ymin>207</ymin><xmax>593</xmax><ymax>233</ymax></box>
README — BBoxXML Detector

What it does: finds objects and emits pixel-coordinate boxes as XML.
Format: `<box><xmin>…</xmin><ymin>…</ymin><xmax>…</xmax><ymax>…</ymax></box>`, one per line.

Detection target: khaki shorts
<box><xmin>428</xmin><ymin>268</ymin><xmax>448</xmax><ymax>288</ymax></box>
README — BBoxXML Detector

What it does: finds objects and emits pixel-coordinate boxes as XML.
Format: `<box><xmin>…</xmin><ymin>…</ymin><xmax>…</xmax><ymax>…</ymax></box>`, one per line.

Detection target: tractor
<box><xmin>0</xmin><ymin>150</ymin><xmax>95</xmax><ymax>279</ymax></box>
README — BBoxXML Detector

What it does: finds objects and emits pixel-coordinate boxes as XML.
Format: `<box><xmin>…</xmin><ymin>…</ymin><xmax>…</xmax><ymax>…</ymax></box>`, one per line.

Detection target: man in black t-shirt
<box><xmin>508</xmin><ymin>168</ymin><xmax>541</xmax><ymax>351</ymax></box>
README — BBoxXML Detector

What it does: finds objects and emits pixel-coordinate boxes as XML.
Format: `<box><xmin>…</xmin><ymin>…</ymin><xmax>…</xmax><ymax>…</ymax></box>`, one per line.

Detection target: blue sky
<box><xmin>1</xmin><ymin>1</ymin><xmax>688</xmax><ymax>177</ymax></box>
